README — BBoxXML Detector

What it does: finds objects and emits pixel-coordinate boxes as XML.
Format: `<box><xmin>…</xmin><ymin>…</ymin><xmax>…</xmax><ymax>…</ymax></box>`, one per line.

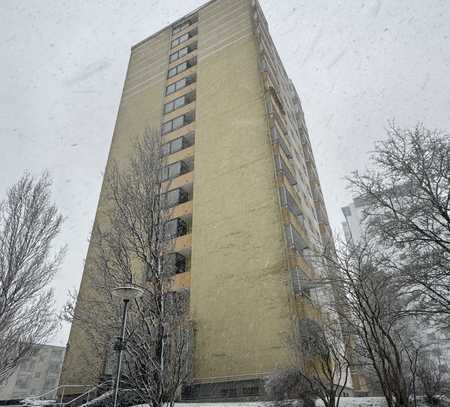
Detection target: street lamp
<box><xmin>111</xmin><ymin>285</ymin><xmax>144</xmax><ymax>407</ymax></box>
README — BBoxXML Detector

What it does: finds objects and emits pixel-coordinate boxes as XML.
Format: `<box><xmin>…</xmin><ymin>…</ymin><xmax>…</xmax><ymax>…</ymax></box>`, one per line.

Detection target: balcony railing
<box><xmin>276</xmin><ymin>155</ymin><xmax>297</xmax><ymax>186</ymax></box>
<box><xmin>161</xmin><ymin>132</ymin><xmax>195</xmax><ymax>156</ymax></box>
<box><xmin>161</xmin><ymin>187</ymin><xmax>189</xmax><ymax>209</ymax></box>
<box><xmin>280</xmin><ymin>186</ymin><xmax>302</xmax><ymax>218</ymax></box>
<box><xmin>161</xmin><ymin>160</ymin><xmax>190</xmax><ymax>182</ymax></box>
<box><xmin>285</xmin><ymin>224</ymin><xmax>309</xmax><ymax>253</ymax></box>
<box><xmin>271</xmin><ymin>127</ymin><xmax>292</xmax><ymax>159</ymax></box>
<box><xmin>290</xmin><ymin>267</ymin><xmax>314</xmax><ymax>298</ymax></box>
<box><xmin>164</xmin><ymin>252</ymin><xmax>186</xmax><ymax>274</ymax></box>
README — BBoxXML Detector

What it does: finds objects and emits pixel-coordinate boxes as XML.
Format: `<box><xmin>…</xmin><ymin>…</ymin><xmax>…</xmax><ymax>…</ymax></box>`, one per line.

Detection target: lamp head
<box><xmin>112</xmin><ymin>285</ymin><xmax>144</xmax><ymax>302</ymax></box>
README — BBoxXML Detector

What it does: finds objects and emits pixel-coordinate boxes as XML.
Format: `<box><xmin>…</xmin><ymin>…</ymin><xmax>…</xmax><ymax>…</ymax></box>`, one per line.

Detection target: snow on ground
<box><xmin>133</xmin><ymin>399</ymin><xmax>387</xmax><ymax>407</ymax></box>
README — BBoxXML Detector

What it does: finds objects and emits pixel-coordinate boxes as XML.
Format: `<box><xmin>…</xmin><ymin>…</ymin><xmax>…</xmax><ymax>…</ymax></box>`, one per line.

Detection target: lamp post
<box><xmin>112</xmin><ymin>285</ymin><xmax>144</xmax><ymax>407</ymax></box>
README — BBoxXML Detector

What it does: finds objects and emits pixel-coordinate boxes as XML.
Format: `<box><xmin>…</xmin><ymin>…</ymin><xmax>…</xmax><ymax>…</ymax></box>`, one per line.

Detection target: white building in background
<box><xmin>0</xmin><ymin>344</ymin><xmax>65</xmax><ymax>402</ymax></box>
<box><xmin>341</xmin><ymin>196</ymin><xmax>366</xmax><ymax>244</ymax></box>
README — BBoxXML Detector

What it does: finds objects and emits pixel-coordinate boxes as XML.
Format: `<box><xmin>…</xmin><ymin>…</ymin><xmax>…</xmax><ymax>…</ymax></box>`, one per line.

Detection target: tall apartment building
<box><xmin>60</xmin><ymin>0</ymin><xmax>349</xmax><ymax>400</ymax></box>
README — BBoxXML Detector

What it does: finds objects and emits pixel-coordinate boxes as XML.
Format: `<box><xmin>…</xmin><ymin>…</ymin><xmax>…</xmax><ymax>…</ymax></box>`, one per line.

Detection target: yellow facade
<box><xmin>59</xmin><ymin>0</ymin><xmax>352</xmax><ymax>399</ymax></box>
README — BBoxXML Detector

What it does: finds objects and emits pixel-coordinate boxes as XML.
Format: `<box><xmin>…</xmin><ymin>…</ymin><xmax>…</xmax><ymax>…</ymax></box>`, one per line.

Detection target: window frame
<box><xmin>168</xmin><ymin>42</ymin><xmax>197</xmax><ymax>64</ymax></box>
<box><xmin>172</xmin><ymin>15</ymin><xmax>198</xmax><ymax>35</ymax></box>
<box><xmin>161</xmin><ymin>111</ymin><xmax>195</xmax><ymax>135</ymax></box>
<box><xmin>167</xmin><ymin>56</ymin><xmax>196</xmax><ymax>79</ymax></box>
<box><xmin>165</xmin><ymin>77</ymin><xmax>187</xmax><ymax>96</ymax></box>
<box><xmin>161</xmin><ymin>133</ymin><xmax>194</xmax><ymax>157</ymax></box>
<box><xmin>163</xmin><ymin>91</ymin><xmax>195</xmax><ymax>114</ymax></box>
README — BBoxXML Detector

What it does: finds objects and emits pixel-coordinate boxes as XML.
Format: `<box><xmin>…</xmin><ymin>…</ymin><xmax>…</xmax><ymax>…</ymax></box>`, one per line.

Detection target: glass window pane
<box><xmin>166</xmin><ymin>83</ymin><xmax>175</xmax><ymax>95</ymax></box>
<box><xmin>161</xmin><ymin>167</ymin><xmax>169</xmax><ymax>181</ymax></box>
<box><xmin>169</xmin><ymin>52</ymin><xmax>178</xmax><ymax>62</ymax></box>
<box><xmin>168</xmin><ymin>67</ymin><xmax>177</xmax><ymax>78</ymax></box>
<box><xmin>161</xmin><ymin>143</ymin><xmax>170</xmax><ymax>156</ymax></box>
<box><xmin>174</xmin><ymin>96</ymin><xmax>185</xmax><ymax>109</ymax></box>
<box><xmin>173</xmin><ymin>116</ymin><xmax>184</xmax><ymax>130</ymax></box>
<box><xmin>164</xmin><ymin>102</ymin><xmax>173</xmax><ymax>114</ymax></box>
<box><xmin>178</xmin><ymin>62</ymin><xmax>187</xmax><ymax>73</ymax></box>
<box><xmin>175</xmin><ymin>78</ymin><xmax>186</xmax><ymax>91</ymax></box>
<box><xmin>169</xmin><ymin>162</ymin><xmax>181</xmax><ymax>178</ymax></box>
<box><xmin>165</xmin><ymin>219</ymin><xmax>177</xmax><ymax>237</ymax></box>
<box><xmin>179</xmin><ymin>47</ymin><xmax>188</xmax><ymax>58</ymax></box>
<box><xmin>171</xmin><ymin>138</ymin><xmax>183</xmax><ymax>153</ymax></box>
<box><xmin>162</xmin><ymin>121</ymin><xmax>172</xmax><ymax>134</ymax></box>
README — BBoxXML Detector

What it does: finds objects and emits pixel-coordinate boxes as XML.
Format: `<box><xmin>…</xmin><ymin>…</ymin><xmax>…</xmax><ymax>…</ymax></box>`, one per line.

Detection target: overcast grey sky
<box><xmin>1</xmin><ymin>0</ymin><xmax>449</xmax><ymax>345</ymax></box>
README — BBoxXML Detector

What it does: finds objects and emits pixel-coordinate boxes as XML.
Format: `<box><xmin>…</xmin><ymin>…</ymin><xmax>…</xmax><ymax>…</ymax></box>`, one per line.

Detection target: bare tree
<box><xmin>265</xmin><ymin>317</ymin><xmax>351</xmax><ymax>407</ymax></box>
<box><xmin>0</xmin><ymin>173</ymin><xmax>63</xmax><ymax>383</ymax></box>
<box><xmin>63</xmin><ymin>129</ymin><xmax>192</xmax><ymax>407</ymax></box>
<box><xmin>417</xmin><ymin>351</ymin><xmax>450</xmax><ymax>405</ymax></box>
<box><xmin>347</xmin><ymin>124</ymin><xmax>450</xmax><ymax>324</ymax></box>
<box><xmin>321</xmin><ymin>238</ymin><xmax>422</xmax><ymax>407</ymax></box>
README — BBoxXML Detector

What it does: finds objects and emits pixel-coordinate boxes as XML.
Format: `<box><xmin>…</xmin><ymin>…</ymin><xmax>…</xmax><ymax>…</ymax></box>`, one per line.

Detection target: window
<box><xmin>164</xmin><ymin>218</ymin><xmax>187</xmax><ymax>239</ymax></box>
<box><xmin>280</xmin><ymin>187</ymin><xmax>302</xmax><ymax>220</ymax></box>
<box><xmin>161</xmin><ymin>133</ymin><xmax>194</xmax><ymax>156</ymax></box>
<box><xmin>167</xmin><ymin>57</ymin><xmax>196</xmax><ymax>78</ymax></box>
<box><xmin>164</xmin><ymin>91</ymin><xmax>195</xmax><ymax>114</ymax></box>
<box><xmin>276</xmin><ymin>155</ymin><xmax>297</xmax><ymax>185</ymax></box>
<box><xmin>172</xmin><ymin>33</ymin><xmax>189</xmax><ymax>48</ymax></box>
<box><xmin>161</xmin><ymin>111</ymin><xmax>195</xmax><ymax>135</ymax></box>
<box><xmin>285</xmin><ymin>224</ymin><xmax>309</xmax><ymax>253</ymax></box>
<box><xmin>290</xmin><ymin>268</ymin><xmax>312</xmax><ymax>297</ymax></box>
<box><xmin>163</xmin><ymin>253</ymin><xmax>186</xmax><ymax>274</ymax></box>
<box><xmin>271</xmin><ymin>126</ymin><xmax>292</xmax><ymax>158</ymax></box>
<box><xmin>165</xmin><ymin>74</ymin><xmax>196</xmax><ymax>96</ymax></box>
<box><xmin>161</xmin><ymin>160</ymin><xmax>189</xmax><ymax>182</ymax></box>
<box><xmin>169</xmin><ymin>46</ymin><xmax>187</xmax><ymax>63</ymax></box>
<box><xmin>171</xmin><ymin>28</ymin><xmax>198</xmax><ymax>48</ymax></box>
<box><xmin>169</xmin><ymin>42</ymin><xmax>197</xmax><ymax>63</ymax></box>
<box><xmin>173</xmin><ymin>22</ymin><xmax>189</xmax><ymax>35</ymax></box>
<box><xmin>172</xmin><ymin>15</ymin><xmax>198</xmax><ymax>35</ymax></box>
<box><xmin>164</xmin><ymin>95</ymin><xmax>185</xmax><ymax>114</ymax></box>
<box><xmin>161</xmin><ymin>188</ymin><xmax>189</xmax><ymax>208</ymax></box>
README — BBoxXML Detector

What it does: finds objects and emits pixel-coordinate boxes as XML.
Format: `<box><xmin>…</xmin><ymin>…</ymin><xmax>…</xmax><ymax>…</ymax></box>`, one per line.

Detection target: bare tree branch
<box><xmin>0</xmin><ymin>173</ymin><xmax>63</xmax><ymax>382</ymax></box>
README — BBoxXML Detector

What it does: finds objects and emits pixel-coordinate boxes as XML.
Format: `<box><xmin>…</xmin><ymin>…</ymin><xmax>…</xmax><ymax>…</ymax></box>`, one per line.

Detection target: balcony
<box><xmin>172</xmin><ymin>15</ymin><xmax>198</xmax><ymax>36</ymax></box>
<box><xmin>165</xmin><ymin>217</ymin><xmax>187</xmax><ymax>240</ymax></box>
<box><xmin>168</xmin><ymin>41</ymin><xmax>198</xmax><ymax>69</ymax></box>
<box><xmin>161</xmin><ymin>170</ymin><xmax>193</xmax><ymax>191</ymax></box>
<box><xmin>290</xmin><ymin>267</ymin><xmax>315</xmax><ymax>298</ymax></box>
<box><xmin>171</xmin><ymin>28</ymin><xmax>198</xmax><ymax>50</ymax></box>
<box><xmin>171</xmin><ymin>271</ymin><xmax>191</xmax><ymax>290</ymax></box>
<box><xmin>164</xmin><ymin>252</ymin><xmax>186</xmax><ymax>275</ymax></box>
<box><xmin>296</xmin><ymin>295</ymin><xmax>321</xmax><ymax>321</ymax></box>
<box><xmin>285</xmin><ymin>224</ymin><xmax>309</xmax><ymax>254</ymax></box>
<box><xmin>164</xmin><ymin>183</ymin><xmax>193</xmax><ymax>220</ymax></box>
<box><xmin>169</xmin><ymin>200</ymin><xmax>193</xmax><ymax>220</ymax></box>
<box><xmin>161</xmin><ymin>187</ymin><xmax>189</xmax><ymax>209</ymax></box>
<box><xmin>275</xmin><ymin>155</ymin><xmax>296</xmax><ymax>186</ymax></box>
<box><xmin>280</xmin><ymin>186</ymin><xmax>302</xmax><ymax>218</ymax></box>
<box><xmin>166</xmin><ymin>145</ymin><xmax>194</xmax><ymax>165</ymax></box>
<box><xmin>162</xmin><ymin>132</ymin><xmax>194</xmax><ymax>157</ymax></box>
<box><xmin>287</xmin><ymin>248</ymin><xmax>314</xmax><ymax>276</ymax></box>
<box><xmin>172</xmin><ymin>233</ymin><xmax>192</xmax><ymax>254</ymax></box>
<box><xmin>161</xmin><ymin>160</ymin><xmax>190</xmax><ymax>182</ymax></box>
<box><xmin>163</xmin><ymin>102</ymin><xmax>196</xmax><ymax>124</ymax></box>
